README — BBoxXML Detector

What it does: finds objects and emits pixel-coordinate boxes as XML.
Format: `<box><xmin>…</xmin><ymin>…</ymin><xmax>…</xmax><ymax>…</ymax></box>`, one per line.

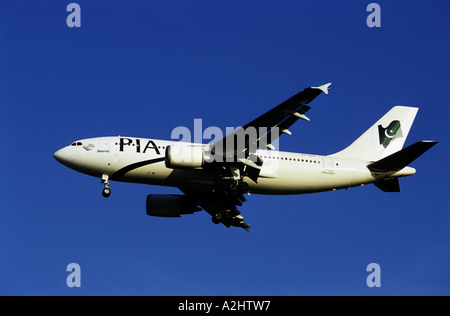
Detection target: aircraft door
<box><xmin>322</xmin><ymin>156</ymin><xmax>334</xmax><ymax>174</ymax></box>
<box><xmin>98</xmin><ymin>137</ymin><xmax>110</xmax><ymax>152</ymax></box>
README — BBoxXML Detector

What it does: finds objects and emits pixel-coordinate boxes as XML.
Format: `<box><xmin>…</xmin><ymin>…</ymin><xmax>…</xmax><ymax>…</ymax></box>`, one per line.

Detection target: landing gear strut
<box><xmin>101</xmin><ymin>174</ymin><xmax>111</xmax><ymax>198</ymax></box>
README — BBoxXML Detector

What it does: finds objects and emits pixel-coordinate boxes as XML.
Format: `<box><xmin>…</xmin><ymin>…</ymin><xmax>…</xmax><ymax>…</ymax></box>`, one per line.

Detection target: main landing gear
<box><xmin>210</xmin><ymin>179</ymin><xmax>250</xmax><ymax>228</ymax></box>
<box><xmin>210</xmin><ymin>165</ymin><xmax>251</xmax><ymax>227</ymax></box>
<box><xmin>101</xmin><ymin>174</ymin><xmax>111</xmax><ymax>198</ymax></box>
<box><xmin>228</xmin><ymin>181</ymin><xmax>249</xmax><ymax>194</ymax></box>
<box><xmin>227</xmin><ymin>165</ymin><xmax>249</xmax><ymax>194</ymax></box>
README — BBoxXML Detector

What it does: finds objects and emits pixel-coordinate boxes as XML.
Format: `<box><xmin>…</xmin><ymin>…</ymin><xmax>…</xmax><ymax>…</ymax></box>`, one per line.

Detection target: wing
<box><xmin>207</xmin><ymin>83</ymin><xmax>331</xmax><ymax>183</ymax></box>
<box><xmin>209</xmin><ymin>83</ymin><xmax>331</xmax><ymax>159</ymax></box>
<box><xmin>242</xmin><ymin>83</ymin><xmax>331</xmax><ymax>142</ymax></box>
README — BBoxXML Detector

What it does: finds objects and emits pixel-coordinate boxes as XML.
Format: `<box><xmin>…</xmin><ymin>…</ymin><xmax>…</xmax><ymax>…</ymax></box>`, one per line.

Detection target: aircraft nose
<box><xmin>53</xmin><ymin>147</ymin><xmax>71</xmax><ymax>165</ymax></box>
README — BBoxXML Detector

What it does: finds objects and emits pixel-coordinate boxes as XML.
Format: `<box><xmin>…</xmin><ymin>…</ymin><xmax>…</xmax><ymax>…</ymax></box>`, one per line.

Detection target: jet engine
<box><xmin>146</xmin><ymin>194</ymin><xmax>201</xmax><ymax>217</ymax></box>
<box><xmin>165</xmin><ymin>144</ymin><xmax>206</xmax><ymax>169</ymax></box>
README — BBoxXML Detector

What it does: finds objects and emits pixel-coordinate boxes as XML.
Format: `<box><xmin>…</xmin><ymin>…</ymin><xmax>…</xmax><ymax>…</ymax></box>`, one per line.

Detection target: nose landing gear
<box><xmin>101</xmin><ymin>174</ymin><xmax>111</xmax><ymax>198</ymax></box>
<box><xmin>102</xmin><ymin>187</ymin><xmax>111</xmax><ymax>198</ymax></box>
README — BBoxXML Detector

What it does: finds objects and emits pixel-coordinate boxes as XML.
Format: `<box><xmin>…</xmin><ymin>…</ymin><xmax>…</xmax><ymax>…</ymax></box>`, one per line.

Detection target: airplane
<box><xmin>54</xmin><ymin>83</ymin><xmax>437</xmax><ymax>231</ymax></box>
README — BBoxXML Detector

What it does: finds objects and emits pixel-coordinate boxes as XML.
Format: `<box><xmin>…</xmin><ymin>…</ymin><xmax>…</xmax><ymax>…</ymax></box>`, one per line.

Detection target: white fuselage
<box><xmin>54</xmin><ymin>136</ymin><xmax>415</xmax><ymax>195</ymax></box>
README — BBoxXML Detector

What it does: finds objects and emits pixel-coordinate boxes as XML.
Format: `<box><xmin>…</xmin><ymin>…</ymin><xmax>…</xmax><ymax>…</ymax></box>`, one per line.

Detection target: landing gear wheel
<box><xmin>102</xmin><ymin>187</ymin><xmax>111</xmax><ymax>198</ymax></box>
<box><xmin>238</xmin><ymin>182</ymin><xmax>249</xmax><ymax>194</ymax></box>
<box><xmin>224</xmin><ymin>210</ymin><xmax>233</xmax><ymax>219</ymax></box>
<box><xmin>228</xmin><ymin>182</ymin><xmax>238</xmax><ymax>193</ymax></box>
<box><xmin>212</xmin><ymin>216</ymin><xmax>221</xmax><ymax>225</ymax></box>
<box><xmin>101</xmin><ymin>174</ymin><xmax>111</xmax><ymax>198</ymax></box>
<box><xmin>212</xmin><ymin>212</ymin><xmax>223</xmax><ymax>224</ymax></box>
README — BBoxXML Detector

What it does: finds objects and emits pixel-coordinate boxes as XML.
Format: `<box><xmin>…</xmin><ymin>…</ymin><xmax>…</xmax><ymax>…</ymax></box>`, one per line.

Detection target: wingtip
<box><xmin>313</xmin><ymin>83</ymin><xmax>332</xmax><ymax>94</ymax></box>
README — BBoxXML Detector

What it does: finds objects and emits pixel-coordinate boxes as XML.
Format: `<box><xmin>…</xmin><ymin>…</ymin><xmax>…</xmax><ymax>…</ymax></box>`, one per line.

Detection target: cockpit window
<box><xmin>71</xmin><ymin>142</ymin><xmax>83</xmax><ymax>146</ymax></box>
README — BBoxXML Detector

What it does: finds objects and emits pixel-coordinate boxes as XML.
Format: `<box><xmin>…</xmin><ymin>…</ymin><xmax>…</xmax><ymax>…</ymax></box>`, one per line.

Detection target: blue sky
<box><xmin>0</xmin><ymin>0</ymin><xmax>449</xmax><ymax>295</ymax></box>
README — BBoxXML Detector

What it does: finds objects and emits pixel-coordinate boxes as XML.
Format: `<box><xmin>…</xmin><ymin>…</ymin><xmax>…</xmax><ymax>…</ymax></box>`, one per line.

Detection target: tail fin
<box><xmin>332</xmin><ymin>106</ymin><xmax>419</xmax><ymax>161</ymax></box>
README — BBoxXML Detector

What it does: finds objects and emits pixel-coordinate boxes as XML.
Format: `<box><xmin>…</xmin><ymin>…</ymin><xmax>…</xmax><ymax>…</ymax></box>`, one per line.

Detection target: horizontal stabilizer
<box><xmin>374</xmin><ymin>178</ymin><xmax>400</xmax><ymax>192</ymax></box>
<box><xmin>368</xmin><ymin>141</ymin><xmax>438</xmax><ymax>172</ymax></box>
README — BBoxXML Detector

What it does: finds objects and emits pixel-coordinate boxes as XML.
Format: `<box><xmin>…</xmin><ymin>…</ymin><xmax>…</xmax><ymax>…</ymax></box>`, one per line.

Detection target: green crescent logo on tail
<box><xmin>378</xmin><ymin>120</ymin><xmax>403</xmax><ymax>148</ymax></box>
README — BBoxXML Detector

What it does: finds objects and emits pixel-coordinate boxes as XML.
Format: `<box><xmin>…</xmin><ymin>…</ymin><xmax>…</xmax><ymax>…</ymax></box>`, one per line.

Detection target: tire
<box><xmin>228</xmin><ymin>182</ymin><xmax>238</xmax><ymax>193</ymax></box>
<box><xmin>238</xmin><ymin>182</ymin><xmax>249</xmax><ymax>194</ymax></box>
<box><xmin>212</xmin><ymin>214</ymin><xmax>222</xmax><ymax>224</ymax></box>
<box><xmin>102</xmin><ymin>188</ymin><xmax>111</xmax><ymax>198</ymax></box>
<box><xmin>213</xmin><ymin>212</ymin><xmax>223</xmax><ymax>221</ymax></box>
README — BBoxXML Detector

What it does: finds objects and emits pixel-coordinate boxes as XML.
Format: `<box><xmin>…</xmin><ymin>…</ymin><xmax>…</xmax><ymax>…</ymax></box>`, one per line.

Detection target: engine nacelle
<box><xmin>165</xmin><ymin>144</ymin><xmax>205</xmax><ymax>169</ymax></box>
<box><xmin>146</xmin><ymin>194</ymin><xmax>200</xmax><ymax>217</ymax></box>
